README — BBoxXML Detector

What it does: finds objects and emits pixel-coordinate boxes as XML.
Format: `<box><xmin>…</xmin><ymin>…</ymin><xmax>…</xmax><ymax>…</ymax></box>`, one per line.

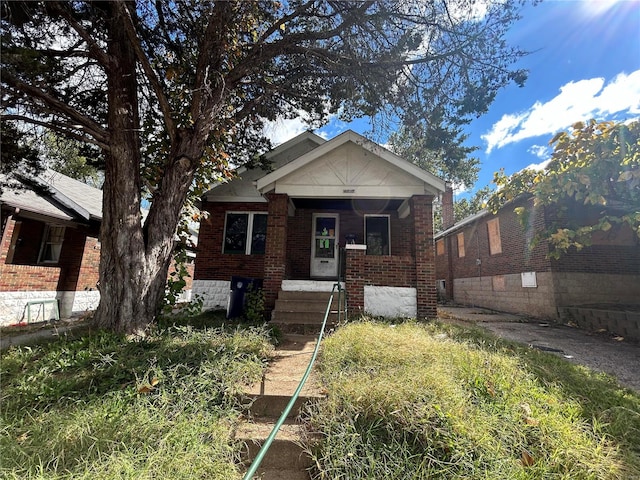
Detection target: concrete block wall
<box><xmin>453</xmin><ymin>272</ymin><xmax>557</xmax><ymax>319</ymax></box>
<box><xmin>558</xmin><ymin>306</ymin><xmax>640</xmax><ymax>342</ymax></box>
<box><xmin>192</xmin><ymin>280</ymin><xmax>230</xmax><ymax>311</ymax></box>
<box><xmin>553</xmin><ymin>272</ymin><xmax>640</xmax><ymax>306</ymax></box>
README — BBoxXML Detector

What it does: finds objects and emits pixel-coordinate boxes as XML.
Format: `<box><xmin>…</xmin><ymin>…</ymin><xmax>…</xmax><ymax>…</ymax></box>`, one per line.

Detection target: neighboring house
<box><xmin>0</xmin><ymin>170</ymin><xmax>197</xmax><ymax>326</ymax></box>
<box><xmin>435</xmin><ymin>190</ymin><xmax>640</xmax><ymax>341</ymax></box>
<box><xmin>1</xmin><ymin>170</ymin><xmax>102</xmax><ymax>325</ymax></box>
<box><xmin>193</xmin><ymin>130</ymin><xmax>446</xmax><ymax>320</ymax></box>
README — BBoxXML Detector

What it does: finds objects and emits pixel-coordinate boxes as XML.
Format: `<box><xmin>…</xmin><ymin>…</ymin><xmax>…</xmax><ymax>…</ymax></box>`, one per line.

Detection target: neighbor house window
<box><xmin>365</xmin><ymin>215</ymin><xmax>390</xmax><ymax>255</ymax></box>
<box><xmin>457</xmin><ymin>232</ymin><xmax>465</xmax><ymax>257</ymax></box>
<box><xmin>436</xmin><ymin>239</ymin><xmax>444</xmax><ymax>256</ymax></box>
<box><xmin>223</xmin><ymin>212</ymin><xmax>267</xmax><ymax>254</ymax></box>
<box><xmin>487</xmin><ymin>218</ymin><xmax>502</xmax><ymax>255</ymax></box>
<box><xmin>38</xmin><ymin>225</ymin><xmax>65</xmax><ymax>263</ymax></box>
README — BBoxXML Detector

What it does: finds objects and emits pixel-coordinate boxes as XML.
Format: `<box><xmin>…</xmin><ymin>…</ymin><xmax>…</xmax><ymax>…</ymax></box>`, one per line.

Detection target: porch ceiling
<box><xmin>291</xmin><ymin>197</ymin><xmax>404</xmax><ymax>212</ymax></box>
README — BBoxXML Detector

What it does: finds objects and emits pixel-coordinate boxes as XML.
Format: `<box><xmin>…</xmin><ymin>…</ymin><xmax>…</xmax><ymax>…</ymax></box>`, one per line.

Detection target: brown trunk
<box><xmin>93</xmin><ymin>3</ymin><xmax>169</xmax><ymax>335</ymax></box>
<box><xmin>93</xmin><ymin>3</ymin><xmax>204</xmax><ymax>334</ymax></box>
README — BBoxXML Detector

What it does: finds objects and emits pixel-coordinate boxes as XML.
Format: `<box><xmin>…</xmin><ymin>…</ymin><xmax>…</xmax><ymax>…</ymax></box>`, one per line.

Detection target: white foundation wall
<box><xmin>364</xmin><ymin>286</ymin><xmax>417</xmax><ymax>318</ymax></box>
<box><xmin>0</xmin><ymin>290</ymin><xmax>101</xmax><ymax>326</ymax></box>
<box><xmin>192</xmin><ymin>280</ymin><xmax>230</xmax><ymax>311</ymax></box>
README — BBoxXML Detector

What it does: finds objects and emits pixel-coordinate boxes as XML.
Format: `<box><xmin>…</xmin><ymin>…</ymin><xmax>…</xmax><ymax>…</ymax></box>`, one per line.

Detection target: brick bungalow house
<box><xmin>435</xmin><ymin>190</ymin><xmax>640</xmax><ymax>341</ymax></box>
<box><xmin>0</xmin><ymin>170</ymin><xmax>103</xmax><ymax>325</ymax></box>
<box><xmin>1</xmin><ymin>170</ymin><xmax>198</xmax><ymax>326</ymax></box>
<box><xmin>193</xmin><ymin>130</ymin><xmax>446</xmax><ymax>323</ymax></box>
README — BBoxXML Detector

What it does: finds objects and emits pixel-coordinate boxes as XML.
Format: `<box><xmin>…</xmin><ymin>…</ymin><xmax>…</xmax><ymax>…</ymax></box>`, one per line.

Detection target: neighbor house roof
<box><xmin>1</xmin><ymin>169</ymin><xmax>102</xmax><ymax>223</ymax></box>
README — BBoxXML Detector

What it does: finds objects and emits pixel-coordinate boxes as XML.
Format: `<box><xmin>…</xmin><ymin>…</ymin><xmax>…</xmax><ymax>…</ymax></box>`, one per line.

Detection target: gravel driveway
<box><xmin>438</xmin><ymin>306</ymin><xmax>640</xmax><ymax>393</ymax></box>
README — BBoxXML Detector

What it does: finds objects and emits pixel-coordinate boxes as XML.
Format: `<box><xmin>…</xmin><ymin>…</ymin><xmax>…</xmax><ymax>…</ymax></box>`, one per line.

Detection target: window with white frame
<box><xmin>39</xmin><ymin>225</ymin><xmax>65</xmax><ymax>263</ymax></box>
<box><xmin>223</xmin><ymin>212</ymin><xmax>267</xmax><ymax>254</ymax></box>
<box><xmin>365</xmin><ymin>215</ymin><xmax>390</xmax><ymax>255</ymax></box>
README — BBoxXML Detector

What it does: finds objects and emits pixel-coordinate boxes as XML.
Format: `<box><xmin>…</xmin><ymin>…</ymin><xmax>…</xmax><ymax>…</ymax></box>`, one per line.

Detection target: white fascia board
<box><xmin>264</xmin><ymin>131</ymin><xmax>326</xmax><ymax>159</ymax></box>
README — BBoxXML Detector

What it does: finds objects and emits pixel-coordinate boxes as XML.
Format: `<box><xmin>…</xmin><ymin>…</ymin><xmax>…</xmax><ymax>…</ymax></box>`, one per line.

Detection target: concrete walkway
<box><xmin>236</xmin><ymin>334</ymin><xmax>324</xmax><ymax>480</ymax></box>
<box><xmin>0</xmin><ymin>318</ymin><xmax>91</xmax><ymax>350</ymax></box>
<box><xmin>439</xmin><ymin>305</ymin><xmax>640</xmax><ymax>392</ymax></box>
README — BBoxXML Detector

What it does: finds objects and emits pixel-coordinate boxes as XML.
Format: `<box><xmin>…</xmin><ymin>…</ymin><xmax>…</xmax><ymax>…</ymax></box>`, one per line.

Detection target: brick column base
<box><xmin>345</xmin><ymin>245</ymin><xmax>366</xmax><ymax>317</ymax></box>
<box><xmin>263</xmin><ymin>193</ymin><xmax>289</xmax><ymax>311</ymax></box>
<box><xmin>412</xmin><ymin>195</ymin><xmax>437</xmax><ymax>319</ymax></box>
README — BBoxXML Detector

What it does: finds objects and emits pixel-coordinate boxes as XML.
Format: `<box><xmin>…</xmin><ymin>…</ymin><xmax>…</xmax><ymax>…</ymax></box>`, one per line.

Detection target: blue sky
<box><xmin>264</xmin><ymin>0</ymin><xmax>640</xmax><ymax>199</ymax></box>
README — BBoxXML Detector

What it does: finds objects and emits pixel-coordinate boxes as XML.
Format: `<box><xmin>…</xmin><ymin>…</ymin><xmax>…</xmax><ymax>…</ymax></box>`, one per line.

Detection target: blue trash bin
<box><xmin>227</xmin><ymin>276</ymin><xmax>263</xmax><ymax>319</ymax></box>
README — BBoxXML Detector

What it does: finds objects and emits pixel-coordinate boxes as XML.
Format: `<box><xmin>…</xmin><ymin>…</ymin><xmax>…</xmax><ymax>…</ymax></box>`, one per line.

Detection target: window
<box><xmin>39</xmin><ymin>225</ymin><xmax>65</xmax><ymax>263</ymax></box>
<box><xmin>436</xmin><ymin>239</ymin><xmax>444</xmax><ymax>256</ymax></box>
<box><xmin>223</xmin><ymin>212</ymin><xmax>267</xmax><ymax>254</ymax></box>
<box><xmin>457</xmin><ymin>232</ymin><xmax>465</xmax><ymax>257</ymax></box>
<box><xmin>365</xmin><ymin>215</ymin><xmax>390</xmax><ymax>255</ymax></box>
<box><xmin>487</xmin><ymin>218</ymin><xmax>502</xmax><ymax>255</ymax></box>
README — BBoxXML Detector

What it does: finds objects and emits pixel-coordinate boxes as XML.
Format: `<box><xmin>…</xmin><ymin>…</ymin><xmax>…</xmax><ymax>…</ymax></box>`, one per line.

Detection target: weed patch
<box><xmin>307</xmin><ymin>320</ymin><xmax>640</xmax><ymax>479</ymax></box>
<box><xmin>0</xmin><ymin>321</ymin><xmax>274</xmax><ymax>479</ymax></box>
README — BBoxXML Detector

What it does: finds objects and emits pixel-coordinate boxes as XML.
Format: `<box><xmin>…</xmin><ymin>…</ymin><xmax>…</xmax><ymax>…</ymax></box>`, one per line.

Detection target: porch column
<box><xmin>345</xmin><ymin>244</ymin><xmax>366</xmax><ymax>316</ymax></box>
<box><xmin>411</xmin><ymin>195</ymin><xmax>437</xmax><ymax>319</ymax></box>
<box><xmin>263</xmin><ymin>193</ymin><xmax>289</xmax><ymax>312</ymax></box>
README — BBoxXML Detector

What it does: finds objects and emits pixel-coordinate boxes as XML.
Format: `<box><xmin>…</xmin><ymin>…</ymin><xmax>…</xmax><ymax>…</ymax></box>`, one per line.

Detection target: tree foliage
<box><xmin>1</xmin><ymin>0</ymin><xmax>530</xmax><ymax>333</ymax></box>
<box><xmin>488</xmin><ymin>119</ymin><xmax>640</xmax><ymax>258</ymax></box>
<box><xmin>388</xmin><ymin>119</ymin><xmax>481</xmax><ymax>189</ymax></box>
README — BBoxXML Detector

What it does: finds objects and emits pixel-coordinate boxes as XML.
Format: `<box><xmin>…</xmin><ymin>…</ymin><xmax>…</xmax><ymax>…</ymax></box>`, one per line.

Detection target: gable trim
<box><xmin>256</xmin><ymin>130</ymin><xmax>445</xmax><ymax>195</ymax></box>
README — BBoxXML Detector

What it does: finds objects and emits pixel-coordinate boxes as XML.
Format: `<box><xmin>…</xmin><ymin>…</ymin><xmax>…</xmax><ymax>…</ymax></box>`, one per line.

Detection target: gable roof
<box><xmin>256</xmin><ymin>130</ymin><xmax>446</xmax><ymax>196</ymax></box>
<box><xmin>1</xmin><ymin>169</ymin><xmax>102</xmax><ymax>223</ymax></box>
<box><xmin>204</xmin><ymin>130</ymin><xmax>326</xmax><ymax>202</ymax></box>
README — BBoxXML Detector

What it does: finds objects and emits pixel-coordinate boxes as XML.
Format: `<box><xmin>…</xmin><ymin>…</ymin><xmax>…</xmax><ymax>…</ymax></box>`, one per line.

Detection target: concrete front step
<box><xmin>241</xmin><ymin>394</ymin><xmax>319</xmax><ymax>418</ymax></box>
<box><xmin>237</xmin><ymin>333</ymin><xmax>322</xmax><ymax>479</ymax></box>
<box><xmin>237</xmin><ymin>418</ymin><xmax>313</xmax><ymax>471</ymax></box>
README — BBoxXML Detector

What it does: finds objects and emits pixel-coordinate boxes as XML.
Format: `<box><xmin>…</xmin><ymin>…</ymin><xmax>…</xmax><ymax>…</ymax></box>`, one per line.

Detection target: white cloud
<box><xmin>262</xmin><ymin>116</ymin><xmax>311</xmax><ymax>146</ymax></box>
<box><xmin>523</xmin><ymin>158</ymin><xmax>551</xmax><ymax>172</ymax></box>
<box><xmin>482</xmin><ymin>70</ymin><xmax>640</xmax><ymax>153</ymax></box>
<box><xmin>527</xmin><ymin>144</ymin><xmax>550</xmax><ymax>160</ymax></box>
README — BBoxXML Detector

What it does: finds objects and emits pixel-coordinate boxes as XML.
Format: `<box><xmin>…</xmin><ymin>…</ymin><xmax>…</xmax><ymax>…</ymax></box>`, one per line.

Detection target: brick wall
<box><xmin>194</xmin><ymin>201</ymin><xmax>268</xmax><ymax>281</ymax></box>
<box><xmin>1</xmin><ymin>216</ymin><xmax>100</xmax><ymax>293</ymax></box>
<box><xmin>435</xmin><ymin>196</ymin><xmax>640</xmax><ymax>321</ymax></box>
<box><xmin>263</xmin><ymin>193</ymin><xmax>289</xmax><ymax>310</ymax></box>
<box><xmin>412</xmin><ymin>195</ymin><xmax>437</xmax><ymax>318</ymax></box>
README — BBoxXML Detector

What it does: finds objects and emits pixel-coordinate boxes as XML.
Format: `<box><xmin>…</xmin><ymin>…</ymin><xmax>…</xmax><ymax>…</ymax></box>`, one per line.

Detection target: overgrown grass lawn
<box><xmin>0</xmin><ymin>316</ymin><xmax>274</xmax><ymax>479</ymax></box>
<box><xmin>309</xmin><ymin>320</ymin><xmax>640</xmax><ymax>479</ymax></box>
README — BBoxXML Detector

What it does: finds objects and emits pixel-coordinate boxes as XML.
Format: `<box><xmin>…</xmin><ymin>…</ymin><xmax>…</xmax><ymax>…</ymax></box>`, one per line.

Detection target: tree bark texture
<box><xmin>93</xmin><ymin>4</ymin><xmax>180</xmax><ymax>334</ymax></box>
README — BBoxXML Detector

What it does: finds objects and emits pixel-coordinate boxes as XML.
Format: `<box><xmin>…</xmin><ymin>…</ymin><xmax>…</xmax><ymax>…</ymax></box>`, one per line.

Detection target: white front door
<box><xmin>310</xmin><ymin>214</ymin><xmax>339</xmax><ymax>278</ymax></box>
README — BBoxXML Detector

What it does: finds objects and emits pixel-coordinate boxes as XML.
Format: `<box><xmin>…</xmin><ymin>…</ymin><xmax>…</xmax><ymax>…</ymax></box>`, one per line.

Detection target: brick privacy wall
<box><xmin>263</xmin><ymin>193</ymin><xmax>289</xmax><ymax>310</ymax></box>
<box><xmin>193</xmin><ymin>201</ymin><xmax>268</xmax><ymax>281</ymax></box>
<box><xmin>1</xmin><ymin>216</ymin><xmax>100</xmax><ymax>292</ymax></box>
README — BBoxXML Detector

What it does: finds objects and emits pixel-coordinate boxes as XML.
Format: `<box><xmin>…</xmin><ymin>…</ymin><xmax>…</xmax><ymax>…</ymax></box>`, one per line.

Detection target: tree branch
<box><xmin>2</xmin><ymin>113</ymin><xmax>110</xmax><ymax>150</ymax></box>
<box><xmin>2</xmin><ymin>71</ymin><xmax>108</xmax><ymax>144</ymax></box>
<box><xmin>47</xmin><ymin>1</ymin><xmax>111</xmax><ymax>68</ymax></box>
<box><xmin>117</xmin><ymin>2</ymin><xmax>177</xmax><ymax>144</ymax></box>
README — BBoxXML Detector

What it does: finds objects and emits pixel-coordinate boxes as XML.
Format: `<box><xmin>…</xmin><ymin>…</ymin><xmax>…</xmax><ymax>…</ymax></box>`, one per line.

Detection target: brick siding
<box><xmin>1</xmin><ymin>215</ymin><xmax>100</xmax><ymax>293</ymax></box>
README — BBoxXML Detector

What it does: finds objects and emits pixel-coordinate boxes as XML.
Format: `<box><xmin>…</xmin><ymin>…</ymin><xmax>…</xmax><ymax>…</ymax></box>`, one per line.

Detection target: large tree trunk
<box><xmin>93</xmin><ymin>4</ymin><xmax>173</xmax><ymax>335</ymax></box>
<box><xmin>93</xmin><ymin>3</ymin><xmax>204</xmax><ymax>335</ymax></box>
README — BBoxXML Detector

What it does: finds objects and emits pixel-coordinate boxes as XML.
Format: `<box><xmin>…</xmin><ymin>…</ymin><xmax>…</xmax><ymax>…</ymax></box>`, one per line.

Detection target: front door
<box><xmin>310</xmin><ymin>214</ymin><xmax>339</xmax><ymax>278</ymax></box>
